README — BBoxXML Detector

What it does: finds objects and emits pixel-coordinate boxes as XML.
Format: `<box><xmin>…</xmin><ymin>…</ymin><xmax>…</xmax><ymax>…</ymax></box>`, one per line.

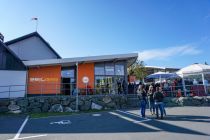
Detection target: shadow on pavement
<box><xmin>161</xmin><ymin>115</ymin><xmax>210</xmax><ymax>123</ymax></box>
<box><xmin>113</xmin><ymin>110</ymin><xmax>210</xmax><ymax>136</ymax></box>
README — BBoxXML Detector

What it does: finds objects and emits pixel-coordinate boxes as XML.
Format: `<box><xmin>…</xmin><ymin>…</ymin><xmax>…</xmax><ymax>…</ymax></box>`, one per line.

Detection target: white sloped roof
<box><xmin>177</xmin><ymin>64</ymin><xmax>210</xmax><ymax>75</ymax></box>
<box><xmin>23</xmin><ymin>53</ymin><xmax>138</xmax><ymax>67</ymax></box>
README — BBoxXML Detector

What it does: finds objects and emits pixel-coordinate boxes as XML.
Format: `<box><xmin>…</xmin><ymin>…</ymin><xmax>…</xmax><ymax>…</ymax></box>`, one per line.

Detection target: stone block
<box><xmin>49</xmin><ymin>104</ymin><xmax>63</xmax><ymax>112</ymax></box>
<box><xmin>0</xmin><ymin>106</ymin><xmax>9</xmax><ymax>113</ymax></box>
<box><xmin>8</xmin><ymin>104</ymin><xmax>20</xmax><ymax>111</ymax></box>
<box><xmin>0</xmin><ymin>100</ymin><xmax>10</xmax><ymax>106</ymax></box>
<box><xmin>17</xmin><ymin>100</ymin><xmax>28</xmax><ymax>107</ymax></box>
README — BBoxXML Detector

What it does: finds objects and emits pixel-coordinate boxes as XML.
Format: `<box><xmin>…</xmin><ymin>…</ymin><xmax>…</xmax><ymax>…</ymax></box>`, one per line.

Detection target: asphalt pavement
<box><xmin>1</xmin><ymin>107</ymin><xmax>210</xmax><ymax>140</ymax></box>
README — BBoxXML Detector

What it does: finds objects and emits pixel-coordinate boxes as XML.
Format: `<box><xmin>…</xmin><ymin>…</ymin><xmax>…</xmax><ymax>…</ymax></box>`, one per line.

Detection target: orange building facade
<box><xmin>26</xmin><ymin>58</ymin><xmax>136</xmax><ymax>95</ymax></box>
<box><xmin>27</xmin><ymin>64</ymin><xmax>95</xmax><ymax>95</ymax></box>
<box><xmin>28</xmin><ymin>66</ymin><xmax>61</xmax><ymax>94</ymax></box>
<box><xmin>78</xmin><ymin>63</ymin><xmax>95</xmax><ymax>89</ymax></box>
<box><xmin>22</xmin><ymin>48</ymin><xmax>138</xmax><ymax>95</ymax></box>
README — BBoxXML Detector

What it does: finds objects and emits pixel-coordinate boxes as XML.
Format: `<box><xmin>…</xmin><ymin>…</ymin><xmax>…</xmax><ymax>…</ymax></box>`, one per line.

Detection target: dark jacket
<box><xmin>154</xmin><ymin>91</ymin><xmax>164</xmax><ymax>102</ymax></box>
<box><xmin>142</xmin><ymin>91</ymin><xmax>147</xmax><ymax>101</ymax></box>
<box><xmin>138</xmin><ymin>90</ymin><xmax>147</xmax><ymax>101</ymax></box>
<box><xmin>148</xmin><ymin>91</ymin><xmax>154</xmax><ymax>102</ymax></box>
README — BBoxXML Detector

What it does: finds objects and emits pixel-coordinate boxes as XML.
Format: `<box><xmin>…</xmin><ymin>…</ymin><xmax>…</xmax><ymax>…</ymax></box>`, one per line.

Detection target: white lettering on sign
<box><xmin>30</xmin><ymin>78</ymin><xmax>44</xmax><ymax>82</ymax></box>
<box><xmin>30</xmin><ymin>78</ymin><xmax>59</xmax><ymax>82</ymax></box>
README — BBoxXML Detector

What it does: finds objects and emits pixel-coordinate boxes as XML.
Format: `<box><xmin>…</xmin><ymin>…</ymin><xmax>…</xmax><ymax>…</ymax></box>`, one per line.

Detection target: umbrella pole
<box><xmin>202</xmin><ymin>73</ymin><xmax>207</xmax><ymax>95</ymax></box>
<box><xmin>160</xmin><ymin>75</ymin><xmax>162</xmax><ymax>83</ymax></box>
<box><xmin>182</xmin><ymin>78</ymin><xmax>186</xmax><ymax>96</ymax></box>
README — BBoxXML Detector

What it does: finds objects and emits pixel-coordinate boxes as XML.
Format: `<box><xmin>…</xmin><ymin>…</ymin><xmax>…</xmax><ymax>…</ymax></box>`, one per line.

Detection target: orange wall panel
<box><xmin>28</xmin><ymin>65</ymin><xmax>61</xmax><ymax>94</ymax></box>
<box><xmin>78</xmin><ymin>63</ymin><xmax>94</xmax><ymax>89</ymax></box>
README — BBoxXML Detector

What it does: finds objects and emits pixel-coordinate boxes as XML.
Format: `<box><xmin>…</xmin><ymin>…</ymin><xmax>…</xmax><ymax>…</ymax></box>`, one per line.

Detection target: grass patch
<box><xmin>0</xmin><ymin>112</ymin><xmax>26</xmax><ymax>117</ymax></box>
<box><xmin>30</xmin><ymin>112</ymin><xmax>76</xmax><ymax>118</ymax></box>
<box><xmin>29</xmin><ymin>109</ymin><xmax>112</xmax><ymax>119</ymax></box>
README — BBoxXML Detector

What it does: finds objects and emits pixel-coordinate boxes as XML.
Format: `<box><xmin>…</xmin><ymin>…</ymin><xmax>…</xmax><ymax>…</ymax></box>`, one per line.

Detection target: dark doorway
<box><xmin>62</xmin><ymin>77</ymin><xmax>71</xmax><ymax>95</ymax></box>
<box><xmin>61</xmin><ymin>67</ymin><xmax>76</xmax><ymax>95</ymax></box>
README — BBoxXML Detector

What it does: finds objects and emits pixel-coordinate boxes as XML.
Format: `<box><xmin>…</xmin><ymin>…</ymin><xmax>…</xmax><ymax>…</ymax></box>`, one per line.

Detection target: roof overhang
<box><xmin>23</xmin><ymin>53</ymin><xmax>138</xmax><ymax>67</ymax></box>
<box><xmin>176</xmin><ymin>64</ymin><xmax>210</xmax><ymax>76</ymax></box>
<box><xmin>145</xmin><ymin>66</ymin><xmax>180</xmax><ymax>70</ymax></box>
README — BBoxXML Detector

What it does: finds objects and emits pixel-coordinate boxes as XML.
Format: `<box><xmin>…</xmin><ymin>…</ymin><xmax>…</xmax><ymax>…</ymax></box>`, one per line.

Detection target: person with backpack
<box><xmin>154</xmin><ymin>86</ymin><xmax>165</xmax><ymax>119</ymax></box>
<box><xmin>137</xmin><ymin>85</ymin><xmax>147</xmax><ymax>118</ymax></box>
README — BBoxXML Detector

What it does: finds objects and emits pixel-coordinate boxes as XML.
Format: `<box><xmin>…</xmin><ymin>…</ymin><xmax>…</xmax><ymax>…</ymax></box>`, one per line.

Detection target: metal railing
<box><xmin>128</xmin><ymin>84</ymin><xmax>210</xmax><ymax>97</ymax></box>
<box><xmin>0</xmin><ymin>83</ymin><xmax>209</xmax><ymax>99</ymax></box>
<box><xmin>162</xmin><ymin>84</ymin><xmax>208</xmax><ymax>97</ymax></box>
<box><xmin>0</xmin><ymin>85</ymin><xmax>26</xmax><ymax>99</ymax></box>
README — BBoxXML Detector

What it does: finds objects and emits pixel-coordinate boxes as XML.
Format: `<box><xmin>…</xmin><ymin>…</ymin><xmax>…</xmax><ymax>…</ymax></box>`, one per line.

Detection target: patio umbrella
<box><xmin>146</xmin><ymin>72</ymin><xmax>180</xmax><ymax>81</ymax></box>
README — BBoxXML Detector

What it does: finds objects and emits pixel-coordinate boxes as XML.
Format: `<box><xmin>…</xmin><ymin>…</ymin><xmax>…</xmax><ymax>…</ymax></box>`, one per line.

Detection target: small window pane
<box><xmin>62</xmin><ymin>70</ymin><xmax>74</xmax><ymax>78</ymax></box>
<box><xmin>115</xmin><ymin>64</ymin><xmax>124</xmax><ymax>75</ymax></box>
<box><xmin>105</xmin><ymin>63</ymin><xmax>114</xmax><ymax>75</ymax></box>
<box><xmin>95</xmin><ymin>63</ymin><xmax>105</xmax><ymax>75</ymax></box>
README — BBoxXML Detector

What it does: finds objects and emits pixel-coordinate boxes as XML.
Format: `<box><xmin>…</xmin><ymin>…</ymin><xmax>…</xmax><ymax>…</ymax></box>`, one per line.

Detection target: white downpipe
<box><xmin>201</xmin><ymin>73</ymin><xmax>207</xmax><ymax>95</ymax></box>
<box><xmin>159</xmin><ymin>75</ymin><xmax>162</xmax><ymax>83</ymax></box>
<box><xmin>182</xmin><ymin>76</ymin><xmax>187</xmax><ymax>96</ymax></box>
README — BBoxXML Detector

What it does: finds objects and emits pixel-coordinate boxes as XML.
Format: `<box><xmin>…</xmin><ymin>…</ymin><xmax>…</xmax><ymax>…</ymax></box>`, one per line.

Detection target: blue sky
<box><xmin>1</xmin><ymin>0</ymin><xmax>210</xmax><ymax>68</ymax></box>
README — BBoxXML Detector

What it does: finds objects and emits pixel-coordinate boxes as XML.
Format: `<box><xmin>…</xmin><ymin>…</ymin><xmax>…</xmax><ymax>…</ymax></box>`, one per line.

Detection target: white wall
<box><xmin>7</xmin><ymin>36</ymin><xmax>58</xmax><ymax>60</ymax></box>
<box><xmin>0</xmin><ymin>70</ymin><xmax>26</xmax><ymax>98</ymax></box>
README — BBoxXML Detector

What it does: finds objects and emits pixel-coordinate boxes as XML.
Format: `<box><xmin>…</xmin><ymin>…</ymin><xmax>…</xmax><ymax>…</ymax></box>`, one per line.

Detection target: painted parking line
<box><xmin>12</xmin><ymin>116</ymin><xmax>29</xmax><ymax>140</ymax></box>
<box><xmin>8</xmin><ymin>115</ymin><xmax>47</xmax><ymax>140</ymax></box>
<box><xmin>116</xmin><ymin>109</ymin><xmax>151</xmax><ymax>121</ymax></box>
<box><xmin>113</xmin><ymin>110</ymin><xmax>162</xmax><ymax>131</ymax></box>
<box><xmin>8</xmin><ymin>134</ymin><xmax>47</xmax><ymax>140</ymax></box>
<box><xmin>92</xmin><ymin>113</ymin><xmax>102</xmax><ymax>117</ymax></box>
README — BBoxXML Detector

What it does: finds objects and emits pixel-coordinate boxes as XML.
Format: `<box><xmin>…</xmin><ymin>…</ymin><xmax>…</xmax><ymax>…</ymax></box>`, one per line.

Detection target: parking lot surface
<box><xmin>1</xmin><ymin>107</ymin><xmax>210</xmax><ymax>140</ymax></box>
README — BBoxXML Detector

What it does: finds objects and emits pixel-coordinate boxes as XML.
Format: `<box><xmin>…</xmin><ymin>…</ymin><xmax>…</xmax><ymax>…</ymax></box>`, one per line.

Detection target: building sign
<box><xmin>30</xmin><ymin>77</ymin><xmax>59</xmax><ymax>82</ymax></box>
<box><xmin>28</xmin><ymin>66</ymin><xmax>61</xmax><ymax>94</ymax></box>
<box><xmin>82</xmin><ymin>76</ymin><xmax>89</xmax><ymax>84</ymax></box>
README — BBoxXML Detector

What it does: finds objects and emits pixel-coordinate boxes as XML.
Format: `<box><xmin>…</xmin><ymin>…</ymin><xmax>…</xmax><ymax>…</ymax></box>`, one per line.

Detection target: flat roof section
<box><xmin>23</xmin><ymin>53</ymin><xmax>138</xmax><ymax>67</ymax></box>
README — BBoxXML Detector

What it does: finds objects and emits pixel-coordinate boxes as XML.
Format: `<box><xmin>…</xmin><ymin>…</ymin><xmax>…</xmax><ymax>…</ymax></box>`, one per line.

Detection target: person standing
<box><xmin>137</xmin><ymin>85</ymin><xmax>147</xmax><ymax>118</ymax></box>
<box><xmin>177</xmin><ymin>89</ymin><xmax>182</xmax><ymax>97</ymax></box>
<box><xmin>154</xmin><ymin>87</ymin><xmax>165</xmax><ymax>119</ymax></box>
<box><xmin>147</xmin><ymin>85</ymin><xmax>155</xmax><ymax>115</ymax></box>
<box><xmin>117</xmin><ymin>79</ymin><xmax>122</xmax><ymax>94</ymax></box>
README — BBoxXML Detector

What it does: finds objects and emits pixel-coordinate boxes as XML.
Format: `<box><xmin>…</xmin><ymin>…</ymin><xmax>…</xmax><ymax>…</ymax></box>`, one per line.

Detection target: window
<box><xmin>105</xmin><ymin>63</ymin><xmax>114</xmax><ymax>75</ymax></box>
<box><xmin>115</xmin><ymin>64</ymin><xmax>124</xmax><ymax>75</ymax></box>
<box><xmin>204</xmin><ymin>74</ymin><xmax>210</xmax><ymax>84</ymax></box>
<box><xmin>94</xmin><ymin>62</ymin><xmax>127</xmax><ymax>94</ymax></box>
<box><xmin>61</xmin><ymin>69</ymin><xmax>74</xmax><ymax>78</ymax></box>
<box><xmin>95</xmin><ymin>76</ymin><xmax>106</xmax><ymax>88</ymax></box>
<box><xmin>95</xmin><ymin>63</ymin><xmax>105</xmax><ymax>75</ymax></box>
<box><xmin>95</xmin><ymin>76</ymin><xmax>115</xmax><ymax>94</ymax></box>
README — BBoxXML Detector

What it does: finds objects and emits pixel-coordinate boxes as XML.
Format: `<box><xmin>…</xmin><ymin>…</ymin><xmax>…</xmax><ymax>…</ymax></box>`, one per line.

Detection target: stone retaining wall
<box><xmin>0</xmin><ymin>95</ymin><xmax>210</xmax><ymax>114</ymax></box>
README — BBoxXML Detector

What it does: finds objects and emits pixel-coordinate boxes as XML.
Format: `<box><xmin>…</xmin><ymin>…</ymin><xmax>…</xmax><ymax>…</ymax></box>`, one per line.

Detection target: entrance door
<box><xmin>61</xmin><ymin>68</ymin><xmax>76</xmax><ymax>95</ymax></box>
<box><xmin>62</xmin><ymin>78</ymin><xmax>70</xmax><ymax>95</ymax></box>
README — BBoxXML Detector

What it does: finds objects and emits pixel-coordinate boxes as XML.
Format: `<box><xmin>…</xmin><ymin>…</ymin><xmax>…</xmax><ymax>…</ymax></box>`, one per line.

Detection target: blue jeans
<box><xmin>155</xmin><ymin>102</ymin><xmax>164</xmax><ymax>118</ymax></box>
<box><xmin>163</xmin><ymin>103</ymin><xmax>166</xmax><ymax>116</ymax></box>
<box><xmin>149</xmin><ymin>101</ymin><xmax>155</xmax><ymax>113</ymax></box>
<box><xmin>140</xmin><ymin>100</ymin><xmax>147</xmax><ymax>117</ymax></box>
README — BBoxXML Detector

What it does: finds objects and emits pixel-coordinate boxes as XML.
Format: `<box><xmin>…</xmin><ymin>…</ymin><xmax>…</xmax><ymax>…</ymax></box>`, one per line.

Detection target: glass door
<box><xmin>61</xmin><ymin>68</ymin><xmax>76</xmax><ymax>95</ymax></box>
